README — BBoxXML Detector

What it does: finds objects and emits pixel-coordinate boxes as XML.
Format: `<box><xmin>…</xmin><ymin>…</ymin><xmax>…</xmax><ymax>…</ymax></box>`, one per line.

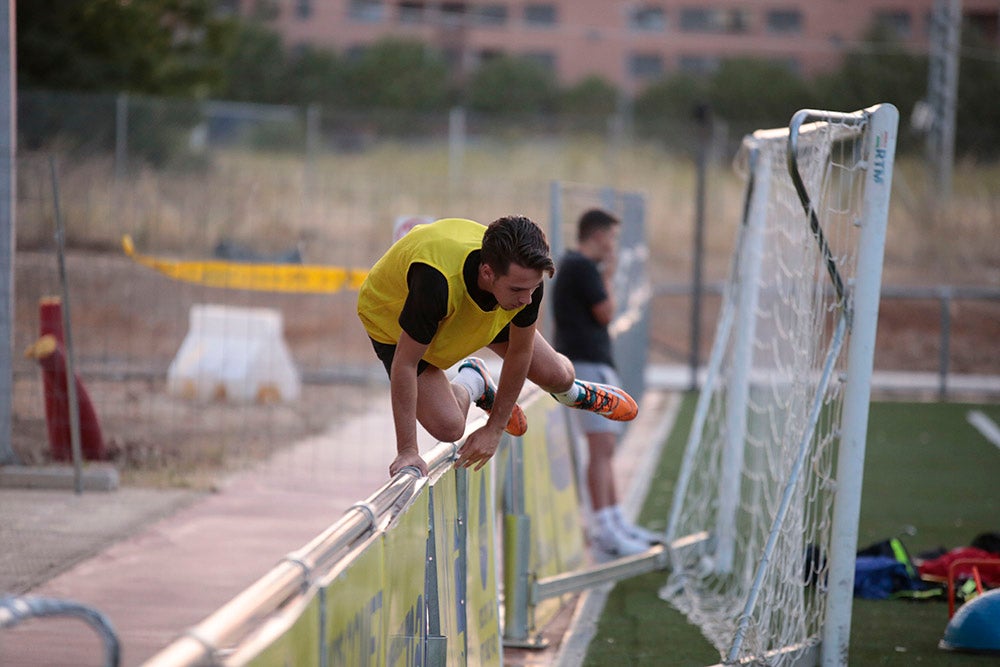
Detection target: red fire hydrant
<box><xmin>24</xmin><ymin>297</ymin><xmax>105</xmax><ymax>462</ymax></box>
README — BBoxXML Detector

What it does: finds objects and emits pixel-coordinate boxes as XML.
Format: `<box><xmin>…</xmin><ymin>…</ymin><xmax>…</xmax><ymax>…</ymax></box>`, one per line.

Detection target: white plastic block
<box><xmin>167</xmin><ymin>304</ymin><xmax>301</xmax><ymax>403</ymax></box>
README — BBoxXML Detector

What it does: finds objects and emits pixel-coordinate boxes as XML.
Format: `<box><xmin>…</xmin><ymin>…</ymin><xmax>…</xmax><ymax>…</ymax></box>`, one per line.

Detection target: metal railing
<box><xmin>0</xmin><ymin>596</ymin><xmax>121</xmax><ymax>667</ymax></box>
<box><xmin>655</xmin><ymin>281</ymin><xmax>1000</xmax><ymax>399</ymax></box>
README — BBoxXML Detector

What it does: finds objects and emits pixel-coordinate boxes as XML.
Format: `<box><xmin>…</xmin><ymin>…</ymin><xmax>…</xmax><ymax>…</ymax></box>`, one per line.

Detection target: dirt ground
<box><xmin>11</xmin><ymin>250</ymin><xmax>388</xmax><ymax>488</ymax></box>
<box><xmin>9</xmin><ymin>248</ymin><xmax>999</xmax><ymax>489</ymax></box>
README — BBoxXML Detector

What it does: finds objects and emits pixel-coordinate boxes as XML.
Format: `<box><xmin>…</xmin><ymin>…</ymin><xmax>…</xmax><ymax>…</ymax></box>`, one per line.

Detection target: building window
<box><xmin>875</xmin><ymin>10</ymin><xmax>911</xmax><ymax>38</ymax></box>
<box><xmin>629</xmin><ymin>53</ymin><xmax>664</xmax><ymax>79</ymax></box>
<box><xmin>398</xmin><ymin>1</ymin><xmax>426</xmax><ymax>24</ymax></box>
<box><xmin>678</xmin><ymin>55</ymin><xmax>719</xmax><ymax>75</ymax></box>
<box><xmin>215</xmin><ymin>0</ymin><xmax>240</xmax><ymax>16</ymax></box>
<box><xmin>349</xmin><ymin>0</ymin><xmax>384</xmax><ymax>22</ymax></box>
<box><xmin>295</xmin><ymin>0</ymin><xmax>312</xmax><ymax>19</ymax></box>
<box><xmin>524</xmin><ymin>3</ymin><xmax>557</xmax><ymax>27</ymax></box>
<box><xmin>629</xmin><ymin>6</ymin><xmax>667</xmax><ymax>32</ymax></box>
<box><xmin>679</xmin><ymin>7</ymin><xmax>748</xmax><ymax>33</ymax></box>
<box><xmin>474</xmin><ymin>4</ymin><xmax>508</xmax><ymax>26</ymax></box>
<box><xmin>251</xmin><ymin>0</ymin><xmax>280</xmax><ymax>21</ymax></box>
<box><xmin>440</xmin><ymin>2</ymin><xmax>467</xmax><ymax>26</ymax></box>
<box><xmin>524</xmin><ymin>51</ymin><xmax>556</xmax><ymax>73</ymax></box>
<box><xmin>766</xmin><ymin>9</ymin><xmax>802</xmax><ymax>34</ymax></box>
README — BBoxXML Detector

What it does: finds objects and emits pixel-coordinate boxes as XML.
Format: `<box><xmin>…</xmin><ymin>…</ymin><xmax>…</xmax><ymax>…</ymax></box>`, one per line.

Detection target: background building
<box><xmin>235</xmin><ymin>0</ymin><xmax>1000</xmax><ymax>94</ymax></box>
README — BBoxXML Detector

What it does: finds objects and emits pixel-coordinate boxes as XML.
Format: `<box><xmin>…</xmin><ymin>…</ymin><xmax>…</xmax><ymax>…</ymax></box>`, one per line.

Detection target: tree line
<box><xmin>16</xmin><ymin>1</ymin><xmax>1000</xmax><ymax>157</ymax></box>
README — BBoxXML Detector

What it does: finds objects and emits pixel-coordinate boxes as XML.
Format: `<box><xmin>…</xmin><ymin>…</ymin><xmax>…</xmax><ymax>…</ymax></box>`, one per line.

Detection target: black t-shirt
<box><xmin>399</xmin><ymin>249</ymin><xmax>542</xmax><ymax>345</ymax></box>
<box><xmin>552</xmin><ymin>250</ymin><xmax>614</xmax><ymax>367</ymax></box>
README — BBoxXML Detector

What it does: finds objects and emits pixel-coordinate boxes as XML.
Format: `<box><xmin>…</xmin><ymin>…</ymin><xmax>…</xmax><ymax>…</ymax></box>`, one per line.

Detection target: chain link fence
<box><xmin>9</xmin><ymin>90</ymin><xmax>1000</xmax><ymax>487</ymax></box>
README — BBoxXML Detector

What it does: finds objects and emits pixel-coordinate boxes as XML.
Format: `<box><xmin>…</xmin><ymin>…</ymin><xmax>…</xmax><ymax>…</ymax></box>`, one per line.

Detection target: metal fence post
<box><xmin>690</xmin><ymin>104</ymin><xmax>712</xmax><ymax>391</ymax></box>
<box><xmin>114</xmin><ymin>93</ymin><xmax>128</xmax><ymax>181</ymax></box>
<box><xmin>424</xmin><ymin>487</ymin><xmax>447</xmax><ymax>666</ymax></box>
<box><xmin>502</xmin><ymin>435</ymin><xmax>538</xmax><ymax>647</ymax></box>
<box><xmin>0</xmin><ymin>0</ymin><xmax>15</xmax><ymax>465</ymax></box>
<box><xmin>939</xmin><ymin>286</ymin><xmax>952</xmax><ymax>400</ymax></box>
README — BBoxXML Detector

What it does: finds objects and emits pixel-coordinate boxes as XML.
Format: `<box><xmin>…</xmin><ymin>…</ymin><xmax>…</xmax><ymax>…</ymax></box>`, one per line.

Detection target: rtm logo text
<box><xmin>873</xmin><ymin>132</ymin><xmax>889</xmax><ymax>184</ymax></box>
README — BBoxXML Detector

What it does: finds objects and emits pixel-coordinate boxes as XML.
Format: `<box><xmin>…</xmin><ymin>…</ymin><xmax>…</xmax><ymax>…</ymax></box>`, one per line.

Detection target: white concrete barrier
<box><xmin>167</xmin><ymin>304</ymin><xmax>301</xmax><ymax>403</ymax></box>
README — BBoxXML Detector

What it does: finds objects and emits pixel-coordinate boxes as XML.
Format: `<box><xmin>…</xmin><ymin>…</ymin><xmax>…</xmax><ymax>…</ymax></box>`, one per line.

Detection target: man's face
<box><xmin>481</xmin><ymin>262</ymin><xmax>544</xmax><ymax>311</ymax></box>
<box><xmin>590</xmin><ymin>226</ymin><xmax>619</xmax><ymax>264</ymax></box>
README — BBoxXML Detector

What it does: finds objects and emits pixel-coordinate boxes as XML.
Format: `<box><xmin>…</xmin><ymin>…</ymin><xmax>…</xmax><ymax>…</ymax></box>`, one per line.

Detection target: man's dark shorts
<box><xmin>370</xmin><ymin>325</ymin><xmax>511</xmax><ymax>377</ymax></box>
<box><xmin>370</xmin><ymin>338</ymin><xmax>433</xmax><ymax>377</ymax></box>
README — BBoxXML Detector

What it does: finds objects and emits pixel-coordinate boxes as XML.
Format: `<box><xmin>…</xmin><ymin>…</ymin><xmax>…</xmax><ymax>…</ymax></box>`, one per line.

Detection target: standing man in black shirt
<box><xmin>553</xmin><ymin>209</ymin><xmax>662</xmax><ymax>558</ymax></box>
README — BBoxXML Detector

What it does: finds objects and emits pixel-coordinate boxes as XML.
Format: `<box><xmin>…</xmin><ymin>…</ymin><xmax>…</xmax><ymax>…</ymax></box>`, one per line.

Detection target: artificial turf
<box><xmin>584</xmin><ymin>396</ymin><xmax>1000</xmax><ymax>666</ymax></box>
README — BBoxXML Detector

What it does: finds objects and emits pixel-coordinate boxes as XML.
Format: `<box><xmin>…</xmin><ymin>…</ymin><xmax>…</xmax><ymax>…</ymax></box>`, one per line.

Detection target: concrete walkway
<box><xmin>0</xmin><ymin>403</ymin><xmax>410</xmax><ymax>666</ymax></box>
<box><xmin>0</xmin><ymin>384</ymin><xmax>677</xmax><ymax>667</ymax></box>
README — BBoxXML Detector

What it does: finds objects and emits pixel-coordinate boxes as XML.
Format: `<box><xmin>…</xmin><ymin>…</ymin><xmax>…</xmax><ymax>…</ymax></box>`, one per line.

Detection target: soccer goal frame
<box><xmin>661</xmin><ymin>104</ymin><xmax>898</xmax><ymax>667</ymax></box>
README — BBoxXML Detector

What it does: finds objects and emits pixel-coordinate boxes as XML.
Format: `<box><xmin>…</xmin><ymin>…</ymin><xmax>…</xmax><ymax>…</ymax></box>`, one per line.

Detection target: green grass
<box><xmin>585</xmin><ymin>396</ymin><xmax>1000</xmax><ymax>666</ymax></box>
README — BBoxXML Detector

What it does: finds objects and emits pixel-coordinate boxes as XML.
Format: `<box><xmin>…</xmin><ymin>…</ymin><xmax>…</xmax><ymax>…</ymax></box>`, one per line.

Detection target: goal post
<box><xmin>660</xmin><ymin>104</ymin><xmax>898</xmax><ymax>667</ymax></box>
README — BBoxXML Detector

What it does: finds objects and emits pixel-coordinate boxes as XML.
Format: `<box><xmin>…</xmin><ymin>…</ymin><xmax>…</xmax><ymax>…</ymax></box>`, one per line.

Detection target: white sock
<box><xmin>453</xmin><ymin>367</ymin><xmax>486</xmax><ymax>403</ymax></box>
<box><xmin>593</xmin><ymin>506</ymin><xmax>618</xmax><ymax>535</ymax></box>
<box><xmin>610</xmin><ymin>504</ymin><xmax>628</xmax><ymax>527</ymax></box>
<box><xmin>551</xmin><ymin>380</ymin><xmax>583</xmax><ymax>406</ymax></box>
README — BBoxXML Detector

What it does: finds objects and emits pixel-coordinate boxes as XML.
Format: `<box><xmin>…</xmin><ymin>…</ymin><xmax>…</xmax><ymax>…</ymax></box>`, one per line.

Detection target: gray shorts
<box><xmin>572</xmin><ymin>361</ymin><xmax>625</xmax><ymax>436</ymax></box>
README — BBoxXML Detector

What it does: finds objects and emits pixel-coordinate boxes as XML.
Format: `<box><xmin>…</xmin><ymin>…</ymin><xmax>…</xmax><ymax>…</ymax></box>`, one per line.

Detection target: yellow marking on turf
<box><xmin>122</xmin><ymin>235</ymin><xmax>368</xmax><ymax>293</ymax></box>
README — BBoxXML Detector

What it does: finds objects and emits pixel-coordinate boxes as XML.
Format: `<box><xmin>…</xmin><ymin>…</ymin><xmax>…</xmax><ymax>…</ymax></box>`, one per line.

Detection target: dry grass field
<box><xmin>10</xmin><ymin>136</ymin><xmax>1000</xmax><ymax>487</ymax></box>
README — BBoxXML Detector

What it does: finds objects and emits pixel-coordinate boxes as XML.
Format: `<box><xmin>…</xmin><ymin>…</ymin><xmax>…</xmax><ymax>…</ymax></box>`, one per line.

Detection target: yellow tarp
<box><xmin>122</xmin><ymin>234</ymin><xmax>368</xmax><ymax>293</ymax></box>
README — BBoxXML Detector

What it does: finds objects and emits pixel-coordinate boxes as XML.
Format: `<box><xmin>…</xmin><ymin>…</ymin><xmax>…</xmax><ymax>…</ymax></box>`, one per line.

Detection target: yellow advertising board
<box><xmin>382</xmin><ymin>491</ymin><xmax>431</xmax><ymax>667</ymax></box>
<box><xmin>519</xmin><ymin>400</ymin><xmax>586</xmax><ymax>628</ymax></box>
<box><xmin>429</xmin><ymin>470</ymin><xmax>466</xmax><ymax>665</ymax></box>
<box><xmin>242</xmin><ymin>593</ymin><xmax>322</xmax><ymax>667</ymax></box>
<box><xmin>321</xmin><ymin>534</ymin><xmax>387</xmax><ymax>667</ymax></box>
<box><xmin>465</xmin><ymin>465</ymin><xmax>502</xmax><ymax>666</ymax></box>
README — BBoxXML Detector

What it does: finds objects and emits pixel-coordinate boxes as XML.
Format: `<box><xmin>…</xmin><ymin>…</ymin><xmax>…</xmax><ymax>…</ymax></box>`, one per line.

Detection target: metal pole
<box><xmin>689</xmin><ymin>104</ymin><xmax>711</xmax><ymax>391</ymax></box>
<box><xmin>502</xmin><ymin>435</ymin><xmax>541</xmax><ymax>648</ymax></box>
<box><xmin>0</xmin><ymin>597</ymin><xmax>120</xmax><ymax>667</ymax></box>
<box><xmin>939</xmin><ymin>287</ymin><xmax>952</xmax><ymax>400</ymax></box>
<box><xmin>114</xmin><ymin>93</ymin><xmax>128</xmax><ymax>181</ymax></box>
<box><xmin>448</xmin><ymin>106</ymin><xmax>465</xmax><ymax>192</ymax></box>
<box><xmin>304</xmin><ymin>103</ymin><xmax>320</xmax><ymax>198</ymax></box>
<box><xmin>821</xmin><ymin>103</ymin><xmax>898</xmax><ymax>667</ymax></box>
<box><xmin>937</xmin><ymin>0</ymin><xmax>961</xmax><ymax>202</ymax></box>
<box><xmin>545</xmin><ymin>181</ymin><xmax>563</xmax><ymax>341</ymax></box>
<box><xmin>926</xmin><ymin>0</ymin><xmax>961</xmax><ymax>203</ymax></box>
<box><xmin>0</xmin><ymin>0</ymin><xmax>16</xmax><ymax>465</ymax></box>
<box><xmin>716</xmin><ymin>153</ymin><xmax>768</xmax><ymax>574</ymax></box>
<box><xmin>50</xmin><ymin>158</ymin><xmax>85</xmax><ymax>494</ymax></box>
<box><xmin>454</xmin><ymin>467</ymin><xmax>469</xmax><ymax>659</ymax></box>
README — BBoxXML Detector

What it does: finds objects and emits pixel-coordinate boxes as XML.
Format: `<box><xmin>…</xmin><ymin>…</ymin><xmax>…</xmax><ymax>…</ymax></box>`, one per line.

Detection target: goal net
<box><xmin>660</xmin><ymin>104</ymin><xmax>898</xmax><ymax>666</ymax></box>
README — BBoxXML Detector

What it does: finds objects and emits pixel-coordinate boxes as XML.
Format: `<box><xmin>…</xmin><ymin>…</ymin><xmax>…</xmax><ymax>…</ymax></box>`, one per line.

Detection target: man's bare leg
<box><xmin>414</xmin><ymin>366</ymin><xmax>473</xmax><ymax>444</ymax></box>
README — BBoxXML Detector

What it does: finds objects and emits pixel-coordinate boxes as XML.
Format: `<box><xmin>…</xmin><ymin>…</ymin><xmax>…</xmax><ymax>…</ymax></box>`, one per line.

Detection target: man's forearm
<box><xmin>389</xmin><ymin>362</ymin><xmax>420</xmax><ymax>456</ymax></box>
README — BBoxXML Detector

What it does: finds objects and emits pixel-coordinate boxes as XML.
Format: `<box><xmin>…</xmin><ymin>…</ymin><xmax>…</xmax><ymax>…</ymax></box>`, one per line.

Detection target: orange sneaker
<box><xmin>562</xmin><ymin>379</ymin><xmax>638</xmax><ymax>422</ymax></box>
<box><xmin>458</xmin><ymin>358</ymin><xmax>528</xmax><ymax>436</ymax></box>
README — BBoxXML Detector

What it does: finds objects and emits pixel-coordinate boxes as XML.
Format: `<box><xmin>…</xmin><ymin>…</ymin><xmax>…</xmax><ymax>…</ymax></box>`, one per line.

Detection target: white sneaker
<box><xmin>590</xmin><ymin>526</ymin><xmax>650</xmax><ymax>559</ymax></box>
<box><xmin>619</xmin><ymin>521</ymin><xmax>666</xmax><ymax>546</ymax></box>
<box><xmin>609</xmin><ymin>506</ymin><xmax>665</xmax><ymax>545</ymax></box>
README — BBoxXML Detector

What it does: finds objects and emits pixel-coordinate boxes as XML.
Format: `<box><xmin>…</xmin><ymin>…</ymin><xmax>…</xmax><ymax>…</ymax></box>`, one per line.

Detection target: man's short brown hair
<box><xmin>481</xmin><ymin>215</ymin><xmax>555</xmax><ymax>277</ymax></box>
